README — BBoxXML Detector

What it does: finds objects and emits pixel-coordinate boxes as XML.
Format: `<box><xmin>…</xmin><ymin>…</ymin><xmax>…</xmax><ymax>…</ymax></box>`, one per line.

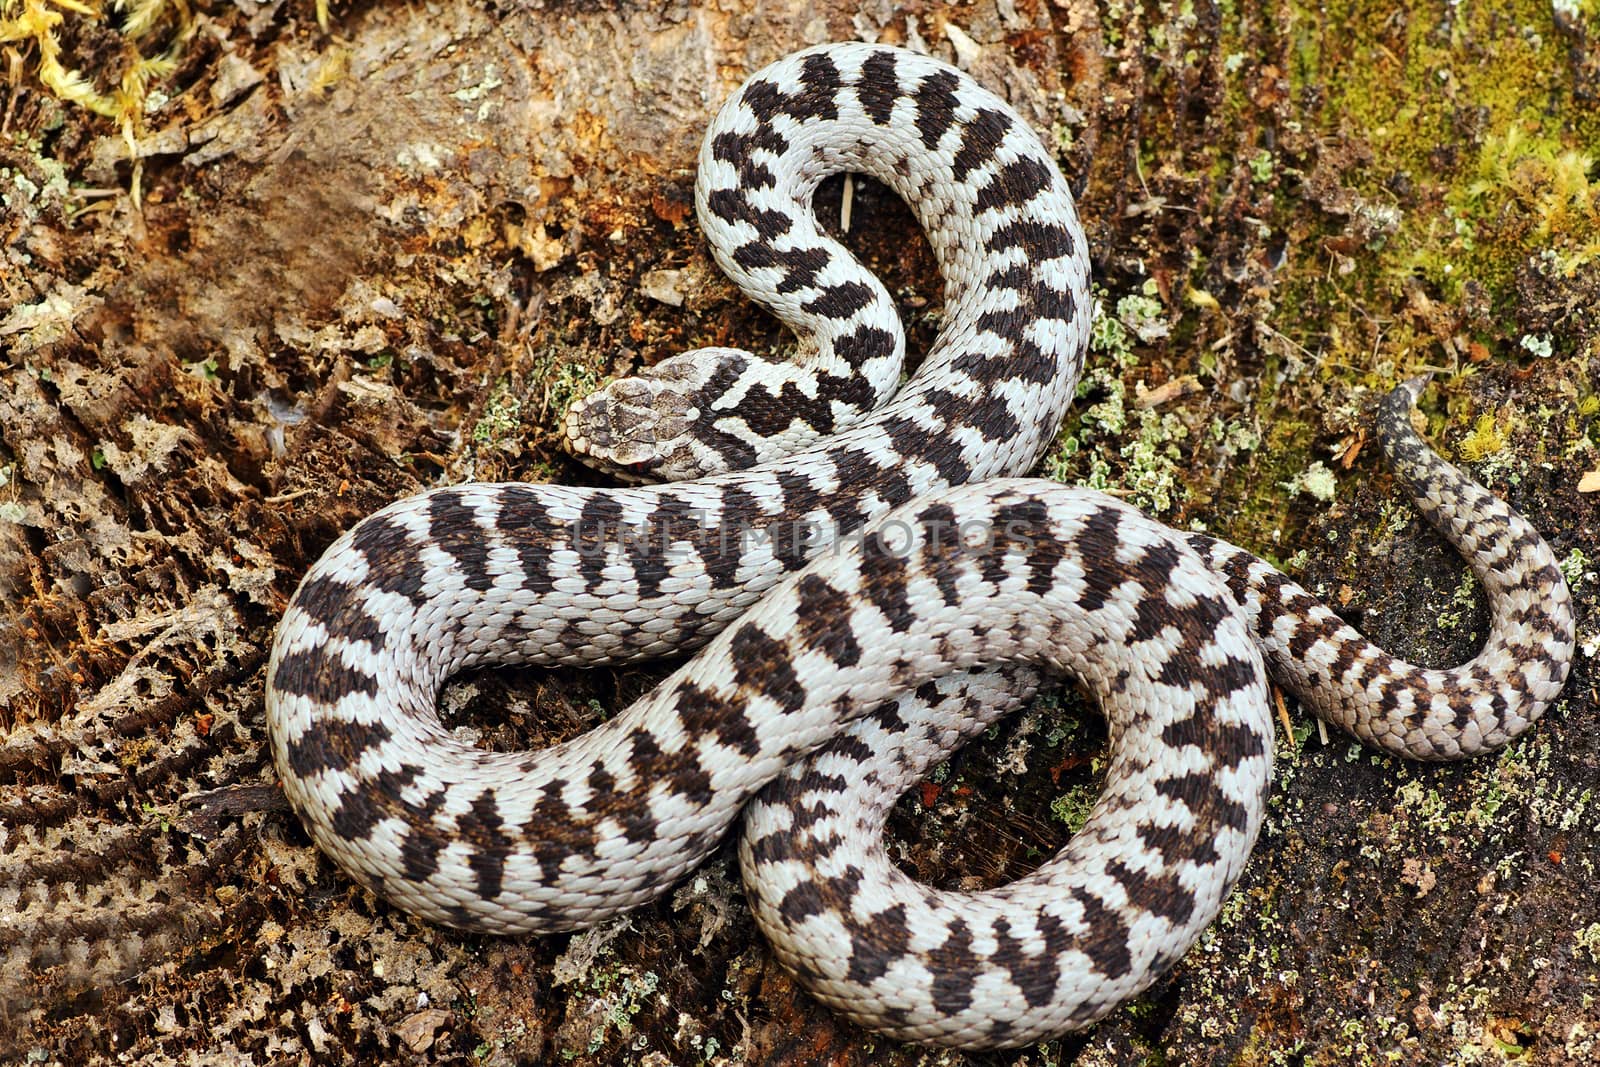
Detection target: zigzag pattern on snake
<box><xmin>265</xmin><ymin>43</ymin><xmax>1575</xmax><ymax>1048</ymax></box>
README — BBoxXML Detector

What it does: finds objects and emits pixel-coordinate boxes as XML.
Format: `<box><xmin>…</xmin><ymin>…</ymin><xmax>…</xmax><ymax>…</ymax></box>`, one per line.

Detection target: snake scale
<box><xmin>265</xmin><ymin>43</ymin><xmax>1575</xmax><ymax>1047</ymax></box>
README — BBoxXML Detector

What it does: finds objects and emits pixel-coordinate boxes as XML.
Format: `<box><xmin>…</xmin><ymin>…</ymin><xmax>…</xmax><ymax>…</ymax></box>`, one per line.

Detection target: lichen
<box><xmin>1281</xmin><ymin>460</ymin><xmax>1337</xmax><ymax>503</ymax></box>
<box><xmin>1049</xmin><ymin>785</ymin><xmax>1097</xmax><ymax>833</ymax></box>
<box><xmin>1560</xmin><ymin>548</ymin><xmax>1593</xmax><ymax>590</ymax></box>
<box><xmin>471</xmin><ymin>377</ymin><xmax>524</xmax><ymax>449</ymax></box>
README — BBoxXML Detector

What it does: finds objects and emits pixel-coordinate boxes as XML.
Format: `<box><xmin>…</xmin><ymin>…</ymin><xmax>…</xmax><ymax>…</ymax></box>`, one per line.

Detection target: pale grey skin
<box><xmin>265</xmin><ymin>44</ymin><xmax>1574</xmax><ymax>1049</ymax></box>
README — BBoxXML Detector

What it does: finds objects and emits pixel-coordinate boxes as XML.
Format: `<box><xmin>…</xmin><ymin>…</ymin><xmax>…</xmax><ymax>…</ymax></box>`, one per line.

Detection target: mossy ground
<box><xmin>1</xmin><ymin>1</ymin><xmax>1595</xmax><ymax>1064</ymax></box>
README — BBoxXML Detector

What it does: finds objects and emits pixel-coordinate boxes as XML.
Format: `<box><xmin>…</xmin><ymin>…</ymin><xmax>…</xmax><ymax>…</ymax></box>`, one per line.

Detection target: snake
<box><xmin>264</xmin><ymin>43</ymin><xmax>1576</xmax><ymax>1048</ymax></box>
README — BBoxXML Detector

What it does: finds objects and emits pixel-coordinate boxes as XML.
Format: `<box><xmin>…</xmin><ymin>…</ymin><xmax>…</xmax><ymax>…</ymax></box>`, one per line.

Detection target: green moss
<box><xmin>1286</xmin><ymin>0</ymin><xmax>1599</xmax><ymax>342</ymax></box>
<box><xmin>1457</xmin><ymin>413</ymin><xmax>1510</xmax><ymax>462</ymax></box>
<box><xmin>0</xmin><ymin>0</ymin><xmax>195</xmax><ymax>201</ymax></box>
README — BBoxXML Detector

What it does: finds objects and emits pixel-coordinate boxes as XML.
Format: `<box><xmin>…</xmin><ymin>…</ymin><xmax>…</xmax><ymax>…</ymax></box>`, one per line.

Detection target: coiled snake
<box><xmin>265</xmin><ymin>43</ymin><xmax>1575</xmax><ymax>1048</ymax></box>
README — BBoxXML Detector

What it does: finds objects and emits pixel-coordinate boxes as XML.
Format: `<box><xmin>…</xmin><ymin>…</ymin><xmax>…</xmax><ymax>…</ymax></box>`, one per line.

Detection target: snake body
<box><xmin>265</xmin><ymin>44</ymin><xmax>1575</xmax><ymax>1048</ymax></box>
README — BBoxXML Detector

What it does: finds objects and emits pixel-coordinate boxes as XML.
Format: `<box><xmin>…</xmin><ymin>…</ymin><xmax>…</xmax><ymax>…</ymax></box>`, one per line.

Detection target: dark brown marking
<box><xmin>951</xmin><ymin>108</ymin><xmax>1012</xmax><ymax>182</ymax></box>
<box><xmin>913</xmin><ymin>70</ymin><xmax>960</xmax><ymax>149</ymax></box>
<box><xmin>985</xmin><ymin>219</ymin><xmax>1077</xmax><ymax>259</ymax></box>
<box><xmin>802</xmin><ymin>280</ymin><xmax>876</xmax><ymax>319</ymax></box>
<box><xmin>927</xmin><ymin>918</ymin><xmax>979</xmax><ymax>1015</ymax></box>
<box><xmin>1070</xmin><ymin>887</ymin><xmax>1135</xmax><ymax>980</ymax></box>
<box><xmin>1107</xmin><ymin>858</ymin><xmax>1195</xmax><ymax>927</ymax></box>
<box><xmin>1138</xmin><ymin>819</ymin><xmax>1219</xmax><ymax>869</ymax></box>
<box><xmin>399</xmin><ymin>790</ymin><xmax>450</xmax><ymax>883</ymax></box>
<box><xmin>329</xmin><ymin>789</ymin><xmax>385</xmax><ymax>842</ymax></box>
<box><xmin>705</xmin><ymin>188</ymin><xmax>793</xmax><ymax>240</ymax></box>
<box><xmin>497</xmin><ymin>485</ymin><xmax>561</xmax><ymax>596</ymax></box>
<box><xmin>1161</xmin><ymin>715</ymin><xmax>1267</xmax><ymax>769</ymax></box>
<box><xmin>731</xmin><ymin>242</ymin><xmax>832</xmax><ymax>294</ymax></box>
<box><xmin>730</xmin><ymin>623</ymin><xmax>805</xmax><ymax>714</ymax></box>
<box><xmin>351</xmin><ymin>515</ymin><xmax>427</xmax><ymax>605</ymax></box>
<box><xmin>857</xmin><ymin>50</ymin><xmax>899</xmax><ymax>125</ymax></box>
<box><xmin>859</xmin><ymin>529</ymin><xmax>917</xmax><ymax>633</ymax></box>
<box><xmin>993</xmin><ymin>913</ymin><xmax>1074</xmax><ymax>1007</ymax></box>
<box><xmin>1154</xmin><ymin>770</ymin><xmax>1252</xmax><ymax>832</ymax></box>
<box><xmin>272</xmin><ymin>648</ymin><xmax>380</xmax><ymax>704</ymax></box>
<box><xmin>975</xmin><ymin>157</ymin><xmax>1055</xmax><ymax>213</ymax></box>
<box><xmin>795</xmin><ymin>574</ymin><xmax>863</xmax><ymax>666</ymax></box>
<box><xmin>573</xmin><ymin>494</ymin><xmax>625</xmax><ymax>587</ymax></box>
<box><xmin>428</xmin><ymin>490</ymin><xmax>494</xmax><ymax>592</ymax></box>
<box><xmin>293</xmin><ymin>575</ymin><xmax>386</xmax><ymax>650</ymax></box>
<box><xmin>524</xmin><ymin>789</ymin><xmax>599</xmax><ymax>883</ymax></box>
<box><xmin>845</xmin><ymin>902</ymin><xmax>912</xmax><ymax>984</ymax></box>
<box><xmin>778</xmin><ymin>880</ymin><xmax>826</xmax><ymax>924</ymax></box>
<box><xmin>282</xmin><ymin>717</ymin><xmax>392</xmax><ymax>777</ymax></box>
<box><xmin>460</xmin><ymin>789</ymin><xmax>512</xmax><ymax>900</ymax></box>
<box><xmin>677</xmin><ymin>680</ymin><xmax>759</xmax><ymax>757</ymax></box>
<box><xmin>915</xmin><ymin>502</ymin><xmax>964</xmax><ymax>606</ymax></box>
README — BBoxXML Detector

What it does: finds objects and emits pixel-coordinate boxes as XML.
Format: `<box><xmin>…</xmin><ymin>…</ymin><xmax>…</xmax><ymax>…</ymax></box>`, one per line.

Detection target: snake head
<box><xmin>564</xmin><ymin>347</ymin><xmax>754</xmax><ymax>482</ymax></box>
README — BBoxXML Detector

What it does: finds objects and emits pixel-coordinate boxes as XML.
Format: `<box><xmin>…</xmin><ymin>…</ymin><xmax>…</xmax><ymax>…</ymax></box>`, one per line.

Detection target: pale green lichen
<box><xmin>1049</xmin><ymin>786</ymin><xmax>1097</xmax><ymax>834</ymax></box>
<box><xmin>1248</xmin><ymin>148</ymin><xmax>1275</xmax><ymax>183</ymax></box>
<box><xmin>1209</xmin><ymin>416</ymin><xmax>1262</xmax><ymax>459</ymax></box>
<box><xmin>594</xmin><ymin>969</ymin><xmax>659</xmax><ymax>1053</ymax></box>
<box><xmin>1115</xmin><ymin>280</ymin><xmax>1170</xmax><ymax>345</ymax></box>
<box><xmin>1118</xmin><ymin>408</ymin><xmax>1190</xmax><ymax>513</ymax></box>
<box><xmin>0</xmin><ymin>286</ymin><xmax>89</xmax><ymax>353</ymax></box>
<box><xmin>1088</xmin><ymin>288</ymin><xmax>1139</xmax><ymax>371</ymax></box>
<box><xmin>1393</xmin><ymin>779</ymin><xmax>1453</xmax><ymax>836</ymax></box>
<box><xmin>538</xmin><ymin>352</ymin><xmax>604</xmax><ymax>425</ymax></box>
<box><xmin>1281</xmin><ymin>460</ymin><xmax>1337</xmax><ymax>503</ymax></box>
<box><xmin>451</xmin><ymin>63</ymin><xmax>505</xmax><ymax>117</ymax></box>
<box><xmin>1519</xmin><ymin>332</ymin><xmax>1555</xmax><ymax>358</ymax></box>
<box><xmin>2</xmin><ymin>150</ymin><xmax>69</xmax><ymax>216</ymax></box>
<box><xmin>1432</xmin><ymin>567</ymin><xmax>1483</xmax><ymax>633</ymax></box>
<box><xmin>472</xmin><ymin>378</ymin><xmax>523</xmax><ymax>446</ymax></box>
<box><xmin>1559</xmin><ymin>548</ymin><xmax>1592</xmax><ymax>589</ymax></box>
<box><xmin>1046</xmin><ymin>282</ymin><xmax>1194</xmax><ymax>513</ymax></box>
<box><xmin>559</xmin><ymin>964</ymin><xmax>662</xmax><ymax>1059</ymax></box>
<box><xmin>1575</xmin><ymin>923</ymin><xmax>1600</xmax><ymax>965</ymax></box>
